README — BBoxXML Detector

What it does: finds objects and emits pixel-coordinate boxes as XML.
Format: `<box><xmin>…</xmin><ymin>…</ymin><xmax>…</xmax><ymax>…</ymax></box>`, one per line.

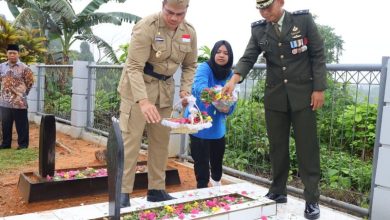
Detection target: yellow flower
<box><xmin>206</xmin><ymin>116</ymin><xmax>212</xmax><ymax>122</ymax></box>
<box><xmin>76</xmin><ymin>173</ymin><xmax>86</xmax><ymax>178</ymax></box>
<box><xmin>215</xmin><ymin>93</ymin><xmax>222</xmax><ymax>100</ymax></box>
<box><xmin>164</xmin><ymin>205</ymin><xmax>174</xmax><ymax>213</ymax></box>
<box><xmin>211</xmin><ymin>207</ymin><xmax>220</xmax><ymax>212</ymax></box>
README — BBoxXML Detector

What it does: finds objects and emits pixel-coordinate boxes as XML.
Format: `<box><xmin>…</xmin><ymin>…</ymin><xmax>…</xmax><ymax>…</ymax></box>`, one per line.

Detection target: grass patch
<box><xmin>0</xmin><ymin>148</ymin><xmax>38</xmax><ymax>173</ymax></box>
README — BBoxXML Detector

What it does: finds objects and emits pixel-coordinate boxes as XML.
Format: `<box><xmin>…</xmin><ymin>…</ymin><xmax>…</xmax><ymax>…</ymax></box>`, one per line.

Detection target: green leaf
<box><xmin>6</xmin><ymin>2</ymin><xmax>21</xmax><ymax>18</ymax></box>
<box><xmin>105</xmin><ymin>12</ymin><xmax>141</xmax><ymax>23</ymax></box>
<box><xmin>76</xmin><ymin>33</ymin><xmax>119</xmax><ymax>63</ymax></box>
<box><xmin>45</xmin><ymin>0</ymin><xmax>76</xmax><ymax>22</ymax></box>
<box><xmin>78</xmin><ymin>0</ymin><xmax>110</xmax><ymax>17</ymax></box>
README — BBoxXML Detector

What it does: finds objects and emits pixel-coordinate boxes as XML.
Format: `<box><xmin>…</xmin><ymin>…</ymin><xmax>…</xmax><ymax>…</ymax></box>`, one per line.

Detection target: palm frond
<box><xmin>46</xmin><ymin>0</ymin><xmax>76</xmax><ymax>23</ymax></box>
<box><xmin>75</xmin><ymin>13</ymin><xmax>122</xmax><ymax>27</ymax></box>
<box><xmin>78</xmin><ymin>0</ymin><xmax>110</xmax><ymax>17</ymax></box>
<box><xmin>104</xmin><ymin>12</ymin><xmax>141</xmax><ymax>23</ymax></box>
<box><xmin>46</xmin><ymin>17</ymin><xmax>63</xmax><ymax>36</ymax></box>
<box><xmin>77</xmin><ymin>0</ymin><xmax>129</xmax><ymax>17</ymax></box>
<box><xmin>6</xmin><ymin>2</ymin><xmax>21</xmax><ymax>18</ymax></box>
<box><xmin>13</xmin><ymin>8</ymin><xmax>39</xmax><ymax>28</ymax></box>
<box><xmin>5</xmin><ymin>0</ymin><xmax>41</xmax><ymax>12</ymax></box>
<box><xmin>76</xmin><ymin>34</ymin><xmax>119</xmax><ymax>64</ymax></box>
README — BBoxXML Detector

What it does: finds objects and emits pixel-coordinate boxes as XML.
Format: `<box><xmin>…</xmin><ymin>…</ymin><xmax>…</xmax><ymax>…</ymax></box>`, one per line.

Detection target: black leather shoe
<box><xmin>304</xmin><ymin>202</ymin><xmax>320</xmax><ymax>219</ymax></box>
<box><xmin>120</xmin><ymin>193</ymin><xmax>130</xmax><ymax>208</ymax></box>
<box><xmin>265</xmin><ymin>192</ymin><xmax>287</xmax><ymax>203</ymax></box>
<box><xmin>0</xmin><ymin>144</ymin><xmax>11</xmax><ymax>150</ymax></box>
<box><xmin>147</xmin><ymin>190</ymin><xmax>176</xmax><ymax>202</ymax></box>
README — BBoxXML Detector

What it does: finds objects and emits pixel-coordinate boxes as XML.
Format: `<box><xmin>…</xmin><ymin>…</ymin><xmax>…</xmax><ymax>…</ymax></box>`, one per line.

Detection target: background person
<box><xmin>0</xmin><ymin>44</ymin><xmax>34</xmax><ymax>150</ymax></box>
<box><xmin>117</xmin><ymin>0</ymin><xmax>197</xmax><ymax>207</ymax></box>
<box><xmin>223</xmin><ymin>0</ymin><xmax>327</xmax><ymax>219</ymax></box>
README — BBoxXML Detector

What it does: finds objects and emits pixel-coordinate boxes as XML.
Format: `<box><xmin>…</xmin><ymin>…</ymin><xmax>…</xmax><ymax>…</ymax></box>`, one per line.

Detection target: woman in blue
<box><xmin>190</xmin><ymin>40</ymin><xmax>236</xmax><ymax>188</ymax></box>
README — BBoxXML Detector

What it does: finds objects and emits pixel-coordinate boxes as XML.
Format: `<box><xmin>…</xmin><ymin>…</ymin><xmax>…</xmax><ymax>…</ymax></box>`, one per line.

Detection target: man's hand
<box><xmin>138</xmin><ymin>99</ymin><xmax>161</xmax><ymax>123</ymax></box>
<box><xmin>222</xmin><ymin>73</ymin><xmax>240</xmax><ymax>95</ymax></box>
<box><xmin>311</xmin><ymin>91</ymin><xmax>325</xmax><ymax>111</ymax></box>
<box><xmin>180</xmin><ymin>90</ymin><xmax>190</xmax><ymax>107</ymax></box>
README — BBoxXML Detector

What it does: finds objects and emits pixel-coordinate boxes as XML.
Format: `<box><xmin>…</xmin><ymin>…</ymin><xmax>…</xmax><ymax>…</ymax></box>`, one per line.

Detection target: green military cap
<box><xmin>166</xmin><ymin>0</ymin><xmax>190</xmax><ymax>7</ymax></box>
<box><xmin>256</xmin><ymin>0</ymin><xmax>274</xmax><ymax>9</ymax></box>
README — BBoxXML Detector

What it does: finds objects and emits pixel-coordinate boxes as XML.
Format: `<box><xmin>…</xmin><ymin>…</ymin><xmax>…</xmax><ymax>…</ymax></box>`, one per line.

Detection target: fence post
<box><xmin>27</xmin><ymin>64</ymin><xmax>39</xmax><ymax>118</ymax></box>
<box><xmin>70</xmin><ymin>61</ymin><xmax>89</xmax><ymax>138</ymax></box>
<box><xmin>27</xmin><ymin>64</ymin><xmax>45</xmax><ymax>123</ymax></box>
<box><xmin>169</xmin><ymin>67</ymin><xmax>190</xmax><ymax>158</ymax></box>
<box><xmin>86</xmin><ymin>63</ymin><xmax>96</xmax><ymax>129</ymax></box>
<box><xmin>370</xmin><ymin>57</ymin><xmax>390</xmax><ymax>220</ymax></box>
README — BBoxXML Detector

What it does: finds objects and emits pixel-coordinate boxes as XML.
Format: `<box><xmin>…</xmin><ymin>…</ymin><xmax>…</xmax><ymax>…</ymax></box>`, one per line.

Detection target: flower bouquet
<box><xmin>200</xmin><ymin>85</ymin><xmax>238</xmax><ymax>113</ymax></box>
<box><xmin>45</xmin><ymin>166</ymin><xmax>147</xmax><ymax>181</ymax></box>
<box><xmin>46</xmin><ymin>167</ymin><xmax>107</xmax><ymax>181</ymax></box>
<box><xmin>161</xmin><ymin>95</ymin><xmax>212</xmax><ymax>134</ymax></box>
<box><xmin>120</xmin><ymin>193</ymin><xmax>252</xmax><ymax>220</ymax></box>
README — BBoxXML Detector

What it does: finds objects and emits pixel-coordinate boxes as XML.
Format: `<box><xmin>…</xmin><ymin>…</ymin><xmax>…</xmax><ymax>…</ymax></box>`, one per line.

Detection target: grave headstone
<box><xmin>38</xmin><ymin>114</ymin><xmax>56</xmax><ymax>178</ymax></box>
<box><xmin>107</xmin><ymin>117</ymin><xmax>124</xmax><ymax>220</ymax></box>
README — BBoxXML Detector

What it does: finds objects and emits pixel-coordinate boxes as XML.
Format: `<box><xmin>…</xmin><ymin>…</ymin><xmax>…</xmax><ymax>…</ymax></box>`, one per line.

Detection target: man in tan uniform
<box><xmin>117</xmin><ymin>0</ymin><xmax>197</xmax><ymax>207</ymax></box>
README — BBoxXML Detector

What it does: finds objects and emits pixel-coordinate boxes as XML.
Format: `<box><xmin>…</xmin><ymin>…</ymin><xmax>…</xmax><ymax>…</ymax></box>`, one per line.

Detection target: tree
<box><xmin>0</xmin><ymin>16</ymin><xmax>46</xmax><ymax>64</ymax></box>
<box><xmin>117</xmin><ymin>43</ymin><xmax>129</xmax><ymax>63</ymax></box>
<box><xmin>197</xmin><ymin>45</ymin><xmax>211</xmax><ymax>63</ymax></box>
<box><xmin>317</xmin><ymin>25</ymin><xmax>344</xmax><ymax>63</ymax></box>
<box><xmin>6</xmin><ymin>0</ymin><xmax>141</xmax><ymax>64</ymax></box>
<box><xmin>78</xmin><ymin>41</ymin><xmax>95</xmax><ymax>62</ymax></box>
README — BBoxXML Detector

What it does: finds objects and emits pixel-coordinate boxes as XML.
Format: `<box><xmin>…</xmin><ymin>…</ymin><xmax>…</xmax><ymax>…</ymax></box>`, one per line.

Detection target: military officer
<box><xmin>223</xmin><ymin>0</ymin><xmax>327</xmax><ymax>219</ymax></box>
<box><xmin>117</xmin><ymin>0</ymin><xmax>197</xmax><ymax>207</ymax></box>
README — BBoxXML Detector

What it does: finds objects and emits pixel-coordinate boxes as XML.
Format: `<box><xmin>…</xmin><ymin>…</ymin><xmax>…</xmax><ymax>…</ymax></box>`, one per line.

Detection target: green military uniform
<box><xmin>117</xmin><ymin>11</ymin><xmax>197</xmax><ymax>194</ymax></box>
<box><xmin>235</xmin><ymin>10</ymin><xmax>327</xmax><ymax>203</ymax></box>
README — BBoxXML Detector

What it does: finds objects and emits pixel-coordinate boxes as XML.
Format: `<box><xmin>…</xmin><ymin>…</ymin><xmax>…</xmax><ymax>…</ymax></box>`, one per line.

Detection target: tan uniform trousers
<box><xmin>120</xmin><ymin>102</ymin><xmax>172</xmax><ymax>193</ymax></box>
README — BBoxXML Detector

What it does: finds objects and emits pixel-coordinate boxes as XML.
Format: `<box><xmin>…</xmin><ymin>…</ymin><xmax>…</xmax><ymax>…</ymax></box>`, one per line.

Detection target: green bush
<box><xmin>335</xmin><ymin>104</ymin><xmax>377</xmax><ymax>160</ymax></box>
<box><xmin>224</xmin><ymin>76</ymin><xmax>373</xmax><ymax>206</ymax></box>
<box><xmin>225</xmin><ymin>99</ymin><xmax>270</xmax><ymax>174</ymax></box>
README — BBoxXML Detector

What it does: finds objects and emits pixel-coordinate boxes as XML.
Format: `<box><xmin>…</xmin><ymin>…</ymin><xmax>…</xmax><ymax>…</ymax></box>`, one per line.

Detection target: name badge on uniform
<box><xmin>155</xmin><ymin>36</ymin><xmax>164</xmax><ymax>42</ymax></box>
<box><xmin>181</xmin><ymin>34</ymin><xmax>191</xmax><ymax>43</ymax></box>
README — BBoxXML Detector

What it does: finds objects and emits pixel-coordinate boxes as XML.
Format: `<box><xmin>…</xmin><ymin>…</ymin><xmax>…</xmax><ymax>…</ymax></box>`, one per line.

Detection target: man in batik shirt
<box><xmin>0</xmin><ymin>44</ymin><xmax>34</xmax><ymax>150</ymax></box>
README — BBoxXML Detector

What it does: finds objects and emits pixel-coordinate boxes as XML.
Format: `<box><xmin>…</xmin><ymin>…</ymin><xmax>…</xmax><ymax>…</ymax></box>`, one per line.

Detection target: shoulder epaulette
<box><xmin>144</xmin><ymin>13</ymin><xmax>159</xmax><ymax>26</ymax></box>
<box><xmin>251</xmin><ymin>19</ymin><xmax>266</xmax><ymax>28</ymax></box>
<box><xmin>184</xmin><ymin>20</ymin><xmax>196</xmax><ymax>31</ymax></box>
<box><xmin>292</xmin><ymin>9</ymin><xmax>309</xmax><ymax>15</ymax></box>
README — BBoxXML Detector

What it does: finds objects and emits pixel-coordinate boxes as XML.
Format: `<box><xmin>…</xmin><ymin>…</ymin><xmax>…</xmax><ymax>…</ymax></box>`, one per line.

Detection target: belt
<box><xmin>143</xmin><ymin>62</ymin><xmax>172</xmax><ymax>81</ymax></box>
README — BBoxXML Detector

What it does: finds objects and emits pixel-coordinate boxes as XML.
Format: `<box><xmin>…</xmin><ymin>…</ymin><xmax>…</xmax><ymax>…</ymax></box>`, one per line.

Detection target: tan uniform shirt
<box><xmin>118</xmin><ymin>12</ymin><xmax>197</xmax><ymax>108</ymax></box>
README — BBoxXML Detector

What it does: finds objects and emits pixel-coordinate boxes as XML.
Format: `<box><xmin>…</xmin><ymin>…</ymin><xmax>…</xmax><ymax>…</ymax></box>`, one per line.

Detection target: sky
<box><xmin>1</xmin><ymin>0</ymin><xmax>389</xmax><ymax>64</ymax></box>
